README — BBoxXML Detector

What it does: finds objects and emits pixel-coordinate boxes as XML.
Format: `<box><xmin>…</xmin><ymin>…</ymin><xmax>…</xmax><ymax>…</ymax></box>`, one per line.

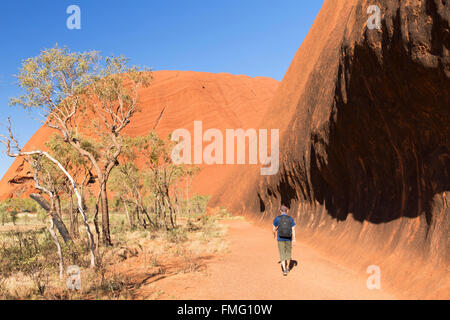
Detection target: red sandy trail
<box><xmin>141</xmin><ymin>219</ymin><xmax>395</xmax><ymax>300</ymax></box>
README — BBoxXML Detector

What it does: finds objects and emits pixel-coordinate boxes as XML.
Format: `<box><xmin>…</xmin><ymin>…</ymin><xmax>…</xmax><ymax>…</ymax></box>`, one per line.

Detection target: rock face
<box><xmin>212</xmin><ymin>0</ymin><xmax>449</xmax><ymax>298</ymax></box>
<box><xmin>0</xmin><ymin>70</ymin><xmax>278</xmax><ymax>200</ymax></box>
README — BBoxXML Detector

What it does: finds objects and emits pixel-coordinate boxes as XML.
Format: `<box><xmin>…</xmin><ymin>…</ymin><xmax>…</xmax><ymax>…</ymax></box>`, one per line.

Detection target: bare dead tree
<box><xmin>24</xmin><ymin>163</ymin><xmax>66</xmax><ymax>280</ymax></box>
<box><xmin>48</xmin><ymin>218</ymin><xmax>64</xmax><ymax>280</ymax></box>
<box><xmin>0</xmin><ymin>118</ymin><xmax>96</xmax><ymax>268</ymax></box>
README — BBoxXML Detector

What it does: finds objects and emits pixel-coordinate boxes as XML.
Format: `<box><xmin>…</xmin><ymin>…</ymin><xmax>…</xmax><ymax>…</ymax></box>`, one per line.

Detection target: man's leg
<box><xmin>284</xmin><ymin>242</ymin><xmax>290</xmax><ymax>275</ymax></box>
<box><xmin>286</xmin><ymin>241</ymin><xmax>292</xmax><ymax>272</ymax></box>
<box><xmin>278</xmin><ymin>241</ymin><xmax>283</xmax><ymax>272</ymax></box>
<box><xmin>278</xmin><ymin>242</ymin><xmax>288</xmax><ymax>274</ymax></box>
<box><xmin>282</xmin><ymin>260</ymin><xmax>288</xmax><ymax>276</ymax></box>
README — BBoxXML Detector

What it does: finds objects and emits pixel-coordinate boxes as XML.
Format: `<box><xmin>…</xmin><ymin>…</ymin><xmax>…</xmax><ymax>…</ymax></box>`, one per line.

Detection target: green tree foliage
<box><xmin>2</xmin><ymin>198</ymin><xmax>38</xmax><ymax>213</ymax></box>
<box><xmin>110</xmin><ymin>132</ymin><xmax>200</xmax><ymax>230</ymax></box>
<box><xmin>10</xmin><ymin>45</ymin><xmax>152</xmax><ymax>246</ymax></box>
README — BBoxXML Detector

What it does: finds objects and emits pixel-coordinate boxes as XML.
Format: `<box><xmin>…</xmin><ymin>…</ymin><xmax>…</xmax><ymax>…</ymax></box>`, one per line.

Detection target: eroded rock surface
<box><xmin>212</xmin><ymin>0</ymin><xmax>449</xmax><ymax>298</ymax></box>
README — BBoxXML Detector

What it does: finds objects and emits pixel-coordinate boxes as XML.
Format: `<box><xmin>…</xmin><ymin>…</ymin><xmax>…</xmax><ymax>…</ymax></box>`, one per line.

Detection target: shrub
<box><xmin>0</xmin><ymin>210</ymin><xmax>9</xmax><ymax>225</ymax></box>
<box><xmin>0</xmin><ymin>230</ymin><xmax>56</xmax><ymax>279</ymax></box>
<box><xmin>165</xmin><ymin>227</ymin><xmax>188</xmax><ymax>243</ymax></box>
<box><xmin>9</xmin><ymin>210</ymin><xmax>18</xmax><ymax>225</ymax></box>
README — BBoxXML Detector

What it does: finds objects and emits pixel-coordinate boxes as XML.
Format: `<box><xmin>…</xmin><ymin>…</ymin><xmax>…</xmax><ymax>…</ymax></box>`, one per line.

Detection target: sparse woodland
<box><xmin>0</xmin><ymin>46</ymin><xmax>229</xmax><ymax>299</ymax></box>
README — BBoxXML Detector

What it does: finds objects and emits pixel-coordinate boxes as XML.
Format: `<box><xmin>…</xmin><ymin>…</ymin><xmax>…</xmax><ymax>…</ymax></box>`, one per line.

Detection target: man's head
<box><xmin>280</xmin><ymin>205</ymin><xmax>288</xmax><ymax>214</ymax></box>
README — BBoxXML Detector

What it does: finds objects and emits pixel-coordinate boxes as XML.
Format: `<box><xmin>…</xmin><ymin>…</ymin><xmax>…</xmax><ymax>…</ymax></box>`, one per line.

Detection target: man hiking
<box><xmin>272</xmin><ymin>205</ymin><xmax>296</xmax><ymax>276</ymax></box>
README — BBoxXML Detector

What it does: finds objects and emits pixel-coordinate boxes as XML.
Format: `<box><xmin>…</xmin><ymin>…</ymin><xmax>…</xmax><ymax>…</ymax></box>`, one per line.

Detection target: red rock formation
<box><xmin>211</xmin><ymin>0</ymin><xmax>449</xmax><ymax>298</ymax></box>
<box><xmin>0</xmin><ymin>70</ymin><xmax>279</xmax><ymax>200</ymax></box>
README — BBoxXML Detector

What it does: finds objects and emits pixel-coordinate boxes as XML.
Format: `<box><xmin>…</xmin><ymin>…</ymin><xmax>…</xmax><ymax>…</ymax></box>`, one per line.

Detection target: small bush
<box><xmin>165</xmin><ymin>227</ymin><xmax>188</xmax><ymax>243</ymax></box>
<box><xmin>216</xmin><ymin>207</ymin><xmax>232</xmax><ymax>219</ymax></box>
<box><xmin>0</xmin><ymin>210</ymin><xmax>9</xmax><ymax>225</ymax></box>
<box><xmin>96</xmin><ymin>274</ymin><xmax>132</xmax><ymax>299</ymax></box>
<box><xmin>0</xmin><ymin>277</ymin><xmax>9</xmax><ymax>299</ymax></box>
<box><xmin>0</xmin><ymin>230</ymin><xmax>56</xmax><ymax>279</ymax></box>
<box><xmin>62</xmin><ymin>240</ymin><xmax>91</xmax><ymax>269</ymax></box>
<box><xmin>10</xmin><ymin>210</ymin><xmax>18</xmax><ymax>226</ymax></box>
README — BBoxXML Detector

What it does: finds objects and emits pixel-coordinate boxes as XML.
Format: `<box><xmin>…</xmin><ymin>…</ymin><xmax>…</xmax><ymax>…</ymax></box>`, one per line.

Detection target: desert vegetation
<box><xmin>0</xmin><ymin>197</ymin><xmax>231</xmax><ymax>299</ymax></box>
<box><xmin>0</xmin><ymin>46</ymin><xmax>229</xmax><ymax>299</ymax></box>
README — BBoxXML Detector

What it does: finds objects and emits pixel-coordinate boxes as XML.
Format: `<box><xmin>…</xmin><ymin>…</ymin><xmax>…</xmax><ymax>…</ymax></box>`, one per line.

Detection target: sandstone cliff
<box><xmin>211</xmin><ymin>0</ymin><xmax>449</xmax><ymax>298</ymax></box>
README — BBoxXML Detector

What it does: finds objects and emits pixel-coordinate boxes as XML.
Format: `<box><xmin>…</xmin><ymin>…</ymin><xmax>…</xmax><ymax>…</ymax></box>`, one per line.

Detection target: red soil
<box><xmin>129</xmin><ymin>218</ymin><xmax>395</xmax><ymax>300</ymax></box>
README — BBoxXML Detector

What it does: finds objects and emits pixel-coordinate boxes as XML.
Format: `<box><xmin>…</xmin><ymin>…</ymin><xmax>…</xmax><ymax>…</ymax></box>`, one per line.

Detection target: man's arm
<box><xmin>273</xmin><ymin>225</ymin><xmax>278</xmax><ymax>239</ymax></box>
<box><xmin>292</xmin><ymin>226</ymin><xmax>296</xmax><ymax>245</ymax></box>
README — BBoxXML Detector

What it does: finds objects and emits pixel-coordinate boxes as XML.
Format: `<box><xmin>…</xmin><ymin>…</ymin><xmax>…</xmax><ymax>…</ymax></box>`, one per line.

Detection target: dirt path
<box><xmin>137</xmin><ymin>218</ymin><xmax>395</xmax><ymax>300</ymax></box>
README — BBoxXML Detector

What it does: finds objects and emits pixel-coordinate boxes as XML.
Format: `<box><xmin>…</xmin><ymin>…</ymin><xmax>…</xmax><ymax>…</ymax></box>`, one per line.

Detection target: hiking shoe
<box><xmin>283</xmin><ymin>270</ymin><xmax>288</xmax><ymax>276</ymax></box>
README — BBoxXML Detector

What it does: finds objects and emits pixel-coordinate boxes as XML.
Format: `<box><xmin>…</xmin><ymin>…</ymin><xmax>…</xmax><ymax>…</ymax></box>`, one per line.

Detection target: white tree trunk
<box><xmin>48</xmin><ymin>218</ymin><xmax>64</xmax><ymax>280</ymax></box>
<box><xmin>13</xmin><ymin>150</ymin><xmax>96</xmax><ymax>267</ymax></box>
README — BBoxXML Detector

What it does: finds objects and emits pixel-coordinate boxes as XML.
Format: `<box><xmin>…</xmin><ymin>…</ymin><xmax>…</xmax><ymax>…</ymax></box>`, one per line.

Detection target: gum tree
<box><xmin>10</xmin><ymin>46</ymin><xmax>152</xmax><ymax>246</ymax></box>
<box><xmin>45</xmin><ymin>133</ymin><xmax>95</xmax><ymax>239</ymax></box>
<box><xmin>138</xmin><ymin>133</ymin><xmax>199</xmax><ymax>229</ymax></box>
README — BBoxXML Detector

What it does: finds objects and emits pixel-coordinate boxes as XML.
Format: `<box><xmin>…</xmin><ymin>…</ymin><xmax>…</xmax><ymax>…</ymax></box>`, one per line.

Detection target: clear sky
<box><xmin>0</xmin><ymin>0</ymin><xmax>323</xmax><ymax>179</ymax></box>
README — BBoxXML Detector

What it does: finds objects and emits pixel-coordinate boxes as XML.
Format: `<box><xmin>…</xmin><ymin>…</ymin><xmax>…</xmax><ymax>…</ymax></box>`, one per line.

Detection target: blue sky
<box><xmin>0</xmin><ymin>0</ymin><xmax>323</xmax><ymax>179</ymax></box>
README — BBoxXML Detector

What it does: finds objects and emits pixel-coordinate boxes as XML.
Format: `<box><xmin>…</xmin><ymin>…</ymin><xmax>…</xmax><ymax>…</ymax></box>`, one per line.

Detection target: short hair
<box><xmin>280</xmin><ymin>205</ymin><xmax>288</xmax><ymax>213</ymax></box>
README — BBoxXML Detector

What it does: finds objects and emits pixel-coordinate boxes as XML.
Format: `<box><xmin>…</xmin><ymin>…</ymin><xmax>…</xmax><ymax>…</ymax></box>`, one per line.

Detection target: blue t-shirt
<box><xmin>273</xmin><ymin>214</ymin><xmax>296</xmax><ymax>241</ymax></box>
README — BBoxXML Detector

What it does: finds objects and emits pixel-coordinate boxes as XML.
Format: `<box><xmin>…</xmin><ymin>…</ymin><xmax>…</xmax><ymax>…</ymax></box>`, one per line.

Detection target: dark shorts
<box><xmin>277</xmin><ymin>241</ymin><xmax>292</xmax><ymax>261</ymax></box>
